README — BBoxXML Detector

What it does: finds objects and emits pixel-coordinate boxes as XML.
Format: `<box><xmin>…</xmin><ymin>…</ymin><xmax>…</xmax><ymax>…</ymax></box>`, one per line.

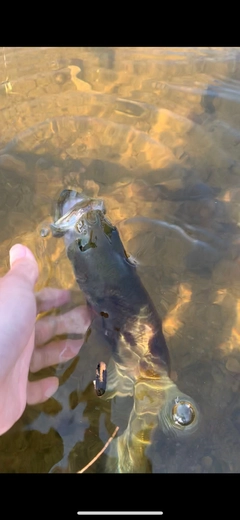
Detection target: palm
<box><xmin>0</xmin><ymin>245</ymin><xmax>91</xmax><ymax>435</ymax></box>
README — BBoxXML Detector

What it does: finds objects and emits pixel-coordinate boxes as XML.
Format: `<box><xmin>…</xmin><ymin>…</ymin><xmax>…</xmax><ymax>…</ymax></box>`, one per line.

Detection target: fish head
<box><xmin>51</xmin><ymin>189</ymin><xmax>106</xmax><ymax>241</ymax></box>
<box><xmin>50</xmin><ymin>189</ymin><xmax>128</xmax><ymax>288</ymax></box>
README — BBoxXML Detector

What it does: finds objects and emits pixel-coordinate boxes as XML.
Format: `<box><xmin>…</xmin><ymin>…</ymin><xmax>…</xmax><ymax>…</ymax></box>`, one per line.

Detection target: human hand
<box><xmin>0</xmin><ymin>244</ymin><xmax>91</xmax><ymax>435</ymax></box>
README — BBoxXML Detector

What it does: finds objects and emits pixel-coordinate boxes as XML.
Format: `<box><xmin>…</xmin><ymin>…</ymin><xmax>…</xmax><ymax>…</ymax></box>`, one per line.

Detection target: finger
<box><xmin>35</xmin><ymin>305</ymin><xmax>91</xmax><ymax>346</ymax></box>
<box><xmin>36</xmin><ymin>287</ymin><xmax>71</xmax><ymax>314</ymax></box>
<box><xmin>30</xmin><ymin>337</ymin><xmax>85</xmax><ymax>373</ymax></box>
<box><xmin>26</xmin><ymin>376</ymin><xmax>59</xmax><ymax>405</ymax></box>
<box><xmin>8</xmin><ymin>244</ymin><xmax>39</xmax><ymax>287</ymax></box>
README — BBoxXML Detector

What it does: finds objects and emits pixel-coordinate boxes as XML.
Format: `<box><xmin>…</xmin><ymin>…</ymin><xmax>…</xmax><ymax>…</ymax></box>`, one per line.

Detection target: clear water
<box><xmin>1</xmin><ymin>47</ymin><xmax>240</xmax><ymax>473</ymax></box>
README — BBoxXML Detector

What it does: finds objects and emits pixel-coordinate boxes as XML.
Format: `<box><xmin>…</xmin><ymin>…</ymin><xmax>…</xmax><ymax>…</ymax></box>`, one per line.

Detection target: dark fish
<box><xmin>51</xmin><ymin>189</ymin><xmax>200</xmax><ymax>472</ymax></box>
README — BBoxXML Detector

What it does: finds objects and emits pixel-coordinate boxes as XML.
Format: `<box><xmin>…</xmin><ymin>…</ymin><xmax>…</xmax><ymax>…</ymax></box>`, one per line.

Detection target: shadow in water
<box><xmin>0</xmin><ymin>143</ymin><xmax>240</xmax><ymax>472</ymax></box>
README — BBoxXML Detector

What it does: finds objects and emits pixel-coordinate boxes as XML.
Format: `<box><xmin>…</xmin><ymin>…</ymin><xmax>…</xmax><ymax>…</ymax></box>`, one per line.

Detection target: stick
<box><xmin>77</xmin><ymin>426</ymin><xmax>119</xmax><ymax>473</ymax></box>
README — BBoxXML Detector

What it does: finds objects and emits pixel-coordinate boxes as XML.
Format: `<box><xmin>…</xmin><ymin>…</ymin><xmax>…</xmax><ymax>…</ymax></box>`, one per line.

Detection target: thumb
<box><xmin>9</xmin><ymin>244</ymin><xmax>39</xmax><ymax>287</ymax></box>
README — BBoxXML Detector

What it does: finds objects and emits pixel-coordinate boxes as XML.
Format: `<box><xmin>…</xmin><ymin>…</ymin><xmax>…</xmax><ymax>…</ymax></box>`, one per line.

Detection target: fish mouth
<box><xmin>50</xmin><ymin>189</ymin><xmax>115</xmax><ymax>250</ymax></box>
<box><xmin>50</xmin><ymin>189</ymin><xmax>106</xmax><ymax>236</ymax></box>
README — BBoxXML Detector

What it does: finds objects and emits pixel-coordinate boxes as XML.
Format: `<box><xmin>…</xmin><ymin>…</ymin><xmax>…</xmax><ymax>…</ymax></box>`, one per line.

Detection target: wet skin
<box><xmin>51</xmin><ymin>189</ymin><xmax>199</xmax><ymax>472</ymax></box>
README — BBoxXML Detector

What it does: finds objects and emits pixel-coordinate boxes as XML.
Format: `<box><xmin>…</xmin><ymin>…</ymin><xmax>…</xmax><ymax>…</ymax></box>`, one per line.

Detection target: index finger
<box><xmin>36</xmin><ymin>288</ymin><xmax>71</xmax><ymax>314</ymax></box>
<box><xmin>35</xmin><ymin>305</ymin><xmax>92</xmax><ymax>346</ymax></box>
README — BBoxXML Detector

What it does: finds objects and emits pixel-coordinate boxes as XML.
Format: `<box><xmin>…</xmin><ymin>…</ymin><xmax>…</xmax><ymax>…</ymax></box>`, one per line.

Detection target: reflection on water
<box><xmin>1</xmin><ymin>47</ymin><xmax>240</xmax><ymax>472</ymax></box>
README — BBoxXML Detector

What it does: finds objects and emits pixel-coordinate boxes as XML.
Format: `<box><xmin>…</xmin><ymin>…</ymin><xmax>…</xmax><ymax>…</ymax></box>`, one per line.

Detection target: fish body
<box><xmin>51</xmin><ymin>189</ymin><xmax>199</xmax><ymax>472</ymax></box>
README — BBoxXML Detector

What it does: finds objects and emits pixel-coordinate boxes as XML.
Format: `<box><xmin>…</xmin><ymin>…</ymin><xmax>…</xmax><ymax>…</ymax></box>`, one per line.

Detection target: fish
<box><xmin>51</xmin><ymin>189</ymin><xmax>200</xmax><ymax>473</ymax></box>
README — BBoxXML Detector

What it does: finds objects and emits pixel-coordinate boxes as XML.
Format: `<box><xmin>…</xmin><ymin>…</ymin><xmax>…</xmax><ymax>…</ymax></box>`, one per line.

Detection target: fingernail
<box><xmin>10</xmin><ymin>244</ymin><xmax>35</xmax><ymax>267</ymax></box>
<box><xmin>59</xmin><ymin>342</ymin><xmax>82</xmax><ymax>361</ymax></box>
<box><xmin>44</xmin><ymin>382</ymin><xmax>58</xmax><ymax>398</ymax></box>
<box><xmin>70</xmin><ymin>342</ymin><xmax>83</xmax><ymax>354</ymax></box>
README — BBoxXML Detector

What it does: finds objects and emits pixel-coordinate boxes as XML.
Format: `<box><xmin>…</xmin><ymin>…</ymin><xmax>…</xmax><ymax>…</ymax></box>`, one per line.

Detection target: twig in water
<box><xmin>77</xmin><ymin>426</ymin><xmax>119</xmax><ymax>473</ymax></box>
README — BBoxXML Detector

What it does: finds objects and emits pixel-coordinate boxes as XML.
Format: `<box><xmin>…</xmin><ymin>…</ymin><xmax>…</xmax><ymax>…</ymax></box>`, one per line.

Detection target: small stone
<box><xmin>54</xmin><ymin>72</ymin><xmax>69</xmax><ymax>84</ymax></box>
<box><xmin>202</xmin><ymin>456</ymin><xmax>213</xmax><ymax>469</ymax></box>
<box><xmin>0</xmin><ymin>154</ymin><xmax>26</xmax><ymax>175</ymax></box>
<box><xmin>36</xmin><ymin>157</ymin><xmax>52</xmax><ymax>170</ymax></box>
<box><xmin>40</xmin><ymin>227</ymin><xmax>50</xmax><ymax>237</ymax></box>
<box><xmin>226</xmin><ymin>357</ymin><xmax>240</xmax><ymax>373</ymax></box>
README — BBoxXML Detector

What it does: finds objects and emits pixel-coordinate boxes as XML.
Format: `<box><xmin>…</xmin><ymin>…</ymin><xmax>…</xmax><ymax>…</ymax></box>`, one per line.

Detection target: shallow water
<box><xmin>1</xmin><ymin>47</ymin><xmax>240</xmax><ymax>473</ymax></box>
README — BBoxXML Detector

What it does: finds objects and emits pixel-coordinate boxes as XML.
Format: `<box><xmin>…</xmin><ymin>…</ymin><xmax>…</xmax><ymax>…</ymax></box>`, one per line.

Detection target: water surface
<box><xmin>1</xmin><ymin>47</ymin><xmax>240</xmax><ymax>473</ymax></box>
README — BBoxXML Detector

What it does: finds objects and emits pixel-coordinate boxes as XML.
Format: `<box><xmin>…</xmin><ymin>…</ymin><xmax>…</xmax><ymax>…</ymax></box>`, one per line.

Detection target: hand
<box><xmin>0</xmin><ymin>244</ymin><xmax>91</xmax><ymax>435</ymax></box>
